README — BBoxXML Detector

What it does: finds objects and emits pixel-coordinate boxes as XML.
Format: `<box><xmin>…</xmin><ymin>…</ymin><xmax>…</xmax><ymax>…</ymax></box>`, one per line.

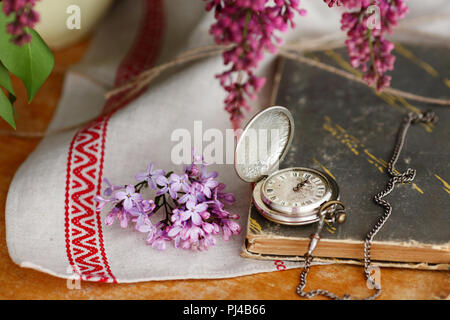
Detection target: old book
<box><xmin>242</xmin><ymin>44</ymin><xmax>450</xmax><ymax>269</ymax></box>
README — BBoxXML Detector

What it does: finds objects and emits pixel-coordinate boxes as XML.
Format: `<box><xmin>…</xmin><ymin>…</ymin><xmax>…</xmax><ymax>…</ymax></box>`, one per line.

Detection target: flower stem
<box><xmin>368</xmin><ymin>28</ymin><xmax>378</xmax><ymax>77</ymax></box>
<box><xmin>162</xmin><ymin>195</ymin><xmax>172</xmax><ymax>226</ymax></box>
<box><xmin>242</xmin><ymin>9</ymin><xmax>252</xmax><ymax>43</ymax></box>
<box><xmin>135</xmin><ymin>181</ymin><xmax>148</xmax><ymax>193</ymax></box>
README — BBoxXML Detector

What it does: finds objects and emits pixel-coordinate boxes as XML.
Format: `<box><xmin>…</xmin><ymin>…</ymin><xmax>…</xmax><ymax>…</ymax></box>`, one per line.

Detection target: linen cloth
<box><xmin>6</xmin><ymin>0</ymin><xmax>450</xmax><ymax>283</ymax></box>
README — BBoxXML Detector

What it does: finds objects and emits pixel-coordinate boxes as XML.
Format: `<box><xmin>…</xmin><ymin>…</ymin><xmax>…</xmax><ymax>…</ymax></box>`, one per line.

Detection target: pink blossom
<box><xmin>135</xmin><ymin>215</ymin><xmax>155</xmax><ymax>233</ymax></box>
<box><xmin>2</xmin><ymin>0</ymin><xmax>40</xmax><ymax>45</ymax></box>
<box><xmin>338</xmin><ymin>0</ymin><xmax>408</xmax><ymax>90</ymax></box>
<box><xmin>222</xmin><ymin>219</ymin><xmax>241</xmax><ymax>241</ymax></box>
<box><xmin>204</xmin><ymin>0</ymin><xmax>306</xmax><ymax>129</ymax></box>
<box><xmin>104</xmin><ymin>207</ymin><xmax>131</xmax><ymax>229</ymax></box>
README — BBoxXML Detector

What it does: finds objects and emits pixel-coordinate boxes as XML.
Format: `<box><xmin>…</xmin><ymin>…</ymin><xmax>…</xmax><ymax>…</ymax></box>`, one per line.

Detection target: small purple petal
<box><xmin>180</xmin><ymin>211</ymin><xmax>192</xmax><ymax>221</ymax></box>
<box><xmin>156</xmin><ymin>186</ymin><xmax>168</xmax><ymax>196</ymax></box>
<box><xmin>169</xmin><ymin>188</ymin><xmax>178</xmax><ymax>199</ymax></box>
<box><xmin>191</xmin><ymin>212</ymin><xmax>203</xmax><ymax>225</ymax></box>
<box><xmin>123</xmin><ymin>198</ymin><xmax>133</xmax><ymax>210</ymax></box>
<box><xmin>195</xmin><ymin>203</ymin><xmax>208</xmax><ymax>213</ymax></box>
<box><xmin>156</xmin><ymin>175</ymin><xmax>168</xmax><ymax>186</ymax></box>
<box><xmin>105</xmin><ymin>212</ymin><xmax>115</xmax><ymax>226</ymax></box>
<box><xmin>168</xmin><ymin>226</ymin><xmax>182</xmax><ymax>237</ymax></box>
<box><xmin>114</xmin><ymin>191</ymin><xmax>127</xmax><ymax>201</ymax></box>
<box><xmin>135</xmin><ymin>172</ymin><xmax>148</xmax><ymax>182</ymax></box>
<box><xmin>125</xmin><ymin>185</ymin><xmax>135</xmax><ymax>194</ymax></box>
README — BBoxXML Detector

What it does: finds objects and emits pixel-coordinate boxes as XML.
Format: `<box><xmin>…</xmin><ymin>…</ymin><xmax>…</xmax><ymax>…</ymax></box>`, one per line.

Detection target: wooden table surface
<box><xmin>0</xmin><ymin>40</ymin><xmax>448</xmax><ymax>300</ymax></box>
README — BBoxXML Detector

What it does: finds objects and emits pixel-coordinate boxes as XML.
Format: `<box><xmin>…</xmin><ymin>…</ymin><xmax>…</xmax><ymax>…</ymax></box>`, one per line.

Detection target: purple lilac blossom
<box><xmin>168</xmin><ymin>173</ymin><xmax>190</xmax><ymax>199</ymax></box>
<box><xmin>95</xmin><ymin>156</ymin><xmax>240</xmax><ymax>251</ymax></box>
<box><xmin>103</xmin><ymin>178</ymin><xmax>124</xmax><ymax>196</ymax></box>
<box><xmin>114</xmin><ymin>185</ymin><xmax>142</xmax><ymax>210</ymax></box>
<box><xmin>135</xmin><ymin>163</ymin><xmax>165</xmax><ymax>189</ymax></box>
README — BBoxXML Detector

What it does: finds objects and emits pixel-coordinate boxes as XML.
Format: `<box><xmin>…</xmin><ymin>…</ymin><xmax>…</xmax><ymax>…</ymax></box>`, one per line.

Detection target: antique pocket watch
<box><xmin>234</xmin><ymin>106</ymin><xmax>346</xmax><ymax>227</ymax></box>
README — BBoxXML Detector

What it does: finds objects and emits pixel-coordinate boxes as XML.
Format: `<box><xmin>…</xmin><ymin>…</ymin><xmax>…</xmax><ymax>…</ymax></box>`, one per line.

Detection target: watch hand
<box><xmin>293</xmin><ymin>179</ymin><xmax>308</xmax><ymax>192</ymax></box>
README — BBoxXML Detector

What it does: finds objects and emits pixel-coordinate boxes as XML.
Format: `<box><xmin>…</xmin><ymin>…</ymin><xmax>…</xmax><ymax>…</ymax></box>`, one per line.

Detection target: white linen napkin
<box><xmin>6</xmin><ymin>0</ymin><xmax>449</xmax><ymax>283</ymax></box>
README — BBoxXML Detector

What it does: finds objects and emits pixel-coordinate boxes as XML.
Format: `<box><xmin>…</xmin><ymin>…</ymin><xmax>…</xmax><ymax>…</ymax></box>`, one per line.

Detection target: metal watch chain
<box><xmin>296</xmin><ymin>110</ymin><xmax>438</xmax><ymax>300</ymax></box>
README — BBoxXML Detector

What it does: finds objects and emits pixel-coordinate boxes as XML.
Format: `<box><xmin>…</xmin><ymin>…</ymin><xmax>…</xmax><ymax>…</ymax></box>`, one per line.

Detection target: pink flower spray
<box><xmin>332</xmin><ymin>0</ymin><xmax>409</xmax><ymax>90</ymax></box>
<box><xmin>205</xmin><ymin>0</ymin><xmax>306</xmax><ymax>130</ymax></box>
<box><xmin>2</xmin><ymin>0</ymin><xmax>40</xmax><ymax>45</ymax></box>
<box><xmin>206</xmin><ymin>0</ymin><xmax>409</xmax><ymax>129</ymax></box>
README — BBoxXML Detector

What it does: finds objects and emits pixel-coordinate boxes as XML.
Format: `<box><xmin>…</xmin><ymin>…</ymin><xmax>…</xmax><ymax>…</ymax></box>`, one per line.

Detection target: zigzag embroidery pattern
<box><xmin>65</xmin><ymin>115</ymin><xmax>115</xmax><ymax>283</ymax></box>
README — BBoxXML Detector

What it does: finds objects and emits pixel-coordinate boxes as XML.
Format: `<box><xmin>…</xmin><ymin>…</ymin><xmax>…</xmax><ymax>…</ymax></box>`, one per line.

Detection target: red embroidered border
<box><xmin>64</xmin><ymin>0</ymin><xmax>165</xmax><ymax>283</ymax></box>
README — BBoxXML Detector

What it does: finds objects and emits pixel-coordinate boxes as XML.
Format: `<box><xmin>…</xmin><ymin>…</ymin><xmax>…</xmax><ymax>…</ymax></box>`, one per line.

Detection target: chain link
<box><xmin>297</xmin><ymin>110</ymin><xmax>438</xmax><ymax>300</ymax></box>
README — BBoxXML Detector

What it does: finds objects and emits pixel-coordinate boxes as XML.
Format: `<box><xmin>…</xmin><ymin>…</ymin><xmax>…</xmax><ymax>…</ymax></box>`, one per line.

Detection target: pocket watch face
<box><xmin>261</xmin><ymin>168</ymin><xmax>332</xmax><ymax>214</ymax></box>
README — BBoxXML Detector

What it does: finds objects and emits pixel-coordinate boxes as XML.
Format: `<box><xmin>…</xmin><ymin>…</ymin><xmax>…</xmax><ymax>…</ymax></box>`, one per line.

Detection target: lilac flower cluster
<box><xmin>95</xmin><ymin>156</ymin><xmax>240</xmax><ymax>251</ymax></box>
<box><xmin>205</xmin><ymin>0</ymin><xmax>306</xmax><ymax>130</ymax></box>
<box><xmin>2</xmin><ymin>0</ymin><xmax>40</xmax><ymax>45</ymax></box>
<box><xmin>323</xmin><ymin>0</ymin><xmax>342</xmax><ymax>7</ymax></box>
<box><xmin>337</xmin><ymin>0</ymin><xmax>409</xmax><ymax>90</ymax></box>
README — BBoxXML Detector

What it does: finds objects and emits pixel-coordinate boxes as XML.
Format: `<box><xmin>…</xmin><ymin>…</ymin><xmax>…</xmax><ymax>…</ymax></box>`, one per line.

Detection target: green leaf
<box><xmin>0</xmin><ymin>4</ymin><xmax>54</xmax><ymax>103</ymax></box>
<box><xmin>0</xmin><ymin>60</ymin><xmax>16</xmax><ymax>107</ymax></box>
<box><xmin>0</xmin><ymin>60</ymin><xmax>14</xmax><ymax>94</ymax></box>
<box><xmin>0</xmin><ymin>89</ymin><xmax>15</xmax><ymax>129</ymax></box>
<box><xmin>0</xmin><ymin>52</ymin><xmax>16</xmax><ymax>128</ymax></box>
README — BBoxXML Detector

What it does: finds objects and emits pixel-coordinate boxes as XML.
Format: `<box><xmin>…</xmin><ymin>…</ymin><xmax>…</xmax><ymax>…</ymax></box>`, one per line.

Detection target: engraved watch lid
<box><xmin>234</xmin><ymin>106</ymin><xmax>294</xmax><ymax>183</ymax></box>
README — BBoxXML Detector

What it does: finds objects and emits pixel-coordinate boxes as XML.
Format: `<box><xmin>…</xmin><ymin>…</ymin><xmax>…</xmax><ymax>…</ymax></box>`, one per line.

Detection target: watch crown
<box><xmin>336</xmin><ymin>212</ymin><xmax>347</xmax><ymax>224</ymax></box>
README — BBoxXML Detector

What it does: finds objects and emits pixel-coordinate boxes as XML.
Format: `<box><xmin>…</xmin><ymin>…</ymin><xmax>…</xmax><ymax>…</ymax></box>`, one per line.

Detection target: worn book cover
<box><xmin>242</xmin><ymin>44</ymin><xmax>450</xmax><ymax>269</ymax></box>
